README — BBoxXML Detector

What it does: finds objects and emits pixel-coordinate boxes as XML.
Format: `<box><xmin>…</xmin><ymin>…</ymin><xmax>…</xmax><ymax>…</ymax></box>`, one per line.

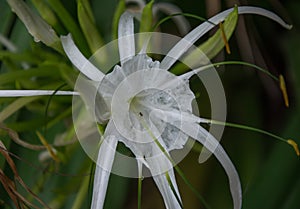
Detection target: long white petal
<box><xmin>0</xmin><ymin>90</ymin><xmax>78</xmax><ymax>97</ymax></box>
<box><xmin>147</xmin><ymin>156</ymin><xmax>182</xmax><ymax>209</ymax></box>
<box><xmin>155</xmin><ymin>113</ymin><xmax>241</xmax><ymax>209</ymax></box>
<box><xmin>180</xmin><ymin>122</ymin><xmax>241</xmax><ymax>209</ymax></box>
<box><xmin>118</xmin><ymin>12</ymin><xmax>135</xmax><ymax>65</ymax></box>
<box><xmin>91</xmin><ymin>123</ymin><xmax>118</xmax><ymax>209</ymax></box>
<box><xmin>153</xmin><ymin>2</ymin><xmax>191</xmax><ymax>36</ymax></box>
<box><xmin>152</xmin><ymin>174</ymin><xmax>181</xmax><ymax>209</ymax></box>
<box><xmin>160</xmin><ymin>6</ymin><xmax>292</xmax><ymax>70</ymax></box>
<box><xmin>61</xmin><ymin>34</ymin><xmax>104</xmax><ymax>81</ymax></box>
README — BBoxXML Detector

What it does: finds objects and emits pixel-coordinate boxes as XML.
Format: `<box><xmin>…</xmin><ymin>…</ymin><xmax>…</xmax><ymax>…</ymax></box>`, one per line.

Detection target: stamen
<box><xmin>279</xmin><ymin>75</ymin><xmax>289</xmax><ymax>107</ymax></box>
<box><xmin>219</xmin><ymin>22</ymin><xmax>231</xmax><ymax>54</ymax></box>
<box><xmin>36</xmin><ymin>131</ymin><xmax>60</xmax><ymax>162</ymax></box>
<box><xmin>287</xmin><ymin>139</ymin><xmax>300</xmax><ymax>156</ymax></box>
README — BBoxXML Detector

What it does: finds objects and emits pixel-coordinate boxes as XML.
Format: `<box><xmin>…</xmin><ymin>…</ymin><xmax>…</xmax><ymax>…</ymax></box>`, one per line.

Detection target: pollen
<box><xmin>279</xmin><ymin>75</ymin><xmax>289</xmax><ymax>107</ymax></box>
<box><xmin>287</xmin><ymin>139</ymin><xmax>300</xmax><ymax>156</ymax></box>
<box><xmin>219</xmin><ymin>22</ymin><xmax>231</xmax><ymax>54</ymax></box>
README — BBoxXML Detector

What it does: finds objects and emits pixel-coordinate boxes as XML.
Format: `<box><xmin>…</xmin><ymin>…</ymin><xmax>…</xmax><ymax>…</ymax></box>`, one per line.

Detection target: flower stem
<box><xmin>138</xmin><ymin>176</ymin><xmax>142</xmax><ymax>209</ymax></box>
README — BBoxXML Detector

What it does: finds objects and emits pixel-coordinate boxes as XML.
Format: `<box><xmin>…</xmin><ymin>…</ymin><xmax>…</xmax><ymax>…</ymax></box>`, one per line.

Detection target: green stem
<box><xmin>153</xmin><ymin>13</ymin><xmax>215</xmax><ymax>32</ymax></box>
<box><xmin>171</xmin><ymin>60</ymin><xmax>278</xmax><ymax>81</ymax></box>
<box><xmin>138</xmin><ymin>176</ymin><xmax>142</xmax><ymax>209</ymax></box>
<box><xmin>204</xmin><ymin>119</ymin><xmax>287</xmax><ymax>143</ymax></box>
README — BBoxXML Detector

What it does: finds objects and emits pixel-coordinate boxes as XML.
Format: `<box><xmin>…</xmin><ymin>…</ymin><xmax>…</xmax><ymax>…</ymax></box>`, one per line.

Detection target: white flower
<box><xmin>0</xmin><ymin>6</ymin><xmax>291</xmax><ymax>209</ymax></box>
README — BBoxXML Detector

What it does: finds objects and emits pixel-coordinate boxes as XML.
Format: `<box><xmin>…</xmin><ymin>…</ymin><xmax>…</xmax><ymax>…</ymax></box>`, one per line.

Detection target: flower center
<box><xmin>128</xmin><ymin>88</ymin><xmax>177</xmax><ymax>137</ymax></box>
<box><xmin>98</xmin><ymin>54</ymin><xmax>195</xmax><ymax>148</ymax></box>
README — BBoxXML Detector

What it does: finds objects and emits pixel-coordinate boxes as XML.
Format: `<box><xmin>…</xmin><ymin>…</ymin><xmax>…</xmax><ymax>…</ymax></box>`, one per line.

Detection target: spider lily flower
<box><xmin>0</xmin><ymin>6</ymin><xmax>291</xmax><ymax>209</ymax></box>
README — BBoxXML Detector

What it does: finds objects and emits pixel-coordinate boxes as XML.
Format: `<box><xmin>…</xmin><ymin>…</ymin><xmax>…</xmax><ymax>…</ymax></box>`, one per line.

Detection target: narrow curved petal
<box><xmin>146</xmin><ymin>155</ymin><xmax>182</xmax><ymax>209</ymax></box>
<box><xmin>61</xmin><ymin>34</ymin><xmax>104</xmax><ymax>81</ymax></box>
<box><xmin>153</xmin><ymin>2</ymin><xmax>191</xmax><ymax>36</ymax></box>
<box><xmin>91</xmin><ymin>122</ymin><xmax>118</xmax><ymax>209</ymax></box>
<box><xmin>237</xmin><ymin>6</ymin><xmax>292</xmax><ymax>29</ymax></box>
<box><xmin>180</xmin><ymin>122</ymin><xmax>241</xmax><ymax>209</ymax></box>
<box><xmin>152</xmin><ymin>174</ymin><xmax>181</xmax><ymax>209</ymax></box>
<box><xmin>155</xmin><ymin>113</ymin><xmax>241</xmax><ymax>209</ymax></box>
<box><xmin>0</xmin><ymin>90</ymin><xmax>78</xmax><ymax>97</ymax></box>
<box><xmin>118</xmin><ymin>12</ymin><xmax>135</xmax><ymax>65</ymax></box>
<box><xmin>160</xmin><ymin>6</ymin><xmax>292</xmax><ymax>70</ymax></box>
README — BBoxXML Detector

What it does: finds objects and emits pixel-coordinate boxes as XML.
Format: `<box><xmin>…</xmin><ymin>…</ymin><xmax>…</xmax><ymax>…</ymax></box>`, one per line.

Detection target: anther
<box><xmin>287</xmin><ymin>139</ymin><xmax>300</xmax><ymax>156</ymax></box>
<box><xmin>219</xmin><ymin>22</ymin><xmax>231</xmax><ymax>54</ymax></box>
<box><xmin>279</xmin><ymin>74</ymin><xmax>289</xmax><ymax>107</ymax></box>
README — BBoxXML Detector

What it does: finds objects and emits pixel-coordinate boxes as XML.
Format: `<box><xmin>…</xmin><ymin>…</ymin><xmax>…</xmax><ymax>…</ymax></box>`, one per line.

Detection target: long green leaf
<box><xmin>139</xmin><ymin>0</ymin><xmax>154</xmax><ymax>33</ymax></box>
<box><xmin>112</xmin><ymin>0</ymin><xmax>126</xmax><ymax>40</ymax></box>
<box><xmin>0</xmin><ymin>67</ymin><xmax>60</xmax><ymax>86</ymax></box>
<box><xmin>30</xmin><ymin>0</ymin><xmax>65</xmax><ymax>34</ymax></box>
<box><xmin>0</xmin><ymin>97</ymin><xmax>38</xmax><ymax>122</ymax></box>
<box><xmin>78</xmin><ymin>0</ymin><xmax>104</xmax><ymax>53</ymax></box>
<box><xmin>47</xmin><ymin>0</ymin><xmax>90</xmax><ymax>56</ymax></box>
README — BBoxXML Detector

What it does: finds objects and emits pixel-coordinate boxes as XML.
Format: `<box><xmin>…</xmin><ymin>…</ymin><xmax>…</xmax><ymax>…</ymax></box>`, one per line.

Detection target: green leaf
<box><xmin>47</xmin><ymin>0</ymin><xmax>90</xmax><ymax>56</ymax></box>
<box><xmin>138</xmin><ymin>0</ymin><xmax>154</xmax><ymax>50</ymax></box>
<box><xmin>112</xmin><ymin>0</ymin><xmax>126</xmax><ymax>40</ymax></box>
<box><xmin>0</xmin><ymin>97</ymin><xmax>38</xmax><ymax>122</ymax></box>
<box><xmin>0</xmin><ymin>0</ymin><xmax>13</xmax><ymax>34</ymax></box>
<box><xmin>30</xmin><ymin>0</ymin><xmax>65</xmax><ymax>34</ymax></box>
<box><xmin>139</xmin><ymin>0</ymin><xmax>154</xmax><ymax>33</ymax></box>
<box><xmin>0</xmin><ymin>50</ymin><xmax>41</xmax><ymax>64</ymax></box>
<box><xmin>0</xmin><ymin>67</ymin><xmax>60</xmax><ymax>86</ymax></box>
<box><xmin>78</xmin><ymin>0</ymin><xmax>104</xmax><ymax>53</ymax></box>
